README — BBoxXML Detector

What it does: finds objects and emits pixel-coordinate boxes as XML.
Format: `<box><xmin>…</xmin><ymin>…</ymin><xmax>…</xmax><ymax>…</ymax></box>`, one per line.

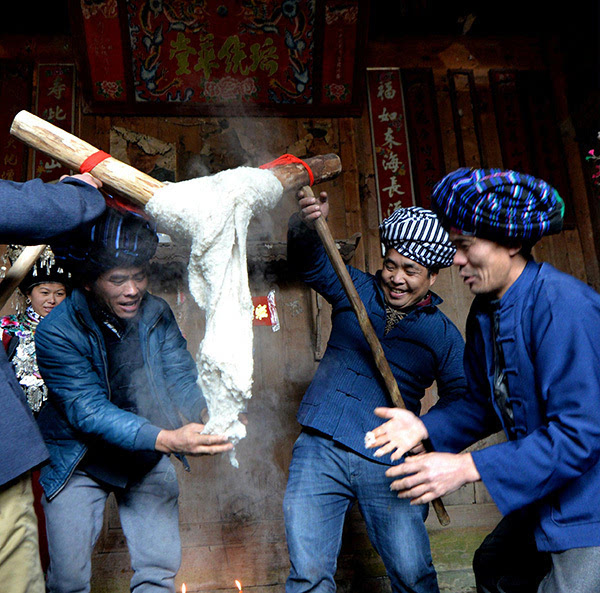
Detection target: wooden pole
<box><xmin>301</xmin><ymin>185</ymin><xmax>451</xmax><ymax>526</ymax></box>
<box><xmin>10</xmin><ymin>110</ymin><xmax>341</xmax><ymax>207</ymax></box>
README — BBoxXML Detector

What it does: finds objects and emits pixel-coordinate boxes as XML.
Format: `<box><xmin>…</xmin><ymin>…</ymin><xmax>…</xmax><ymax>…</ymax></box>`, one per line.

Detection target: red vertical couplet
<box><xmin>367</xmin><ymin>68</ymin><xmax>415</xmax><ymax>222</ymax></box>
<box><xmin>0</xmin><ymin>62</ymin><xmax>32</xmax><ymax>182</ymax></box>
<box><xmin>33</xmin><ymin>64</ymin><xmax>76</xmax><ymax>181</ymax></box>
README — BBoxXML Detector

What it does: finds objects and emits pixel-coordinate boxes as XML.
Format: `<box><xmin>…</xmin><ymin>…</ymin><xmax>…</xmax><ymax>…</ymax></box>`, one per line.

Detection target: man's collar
<box><xmin>86</xmin><ymin>293</ymin><xmax>133</xmax><ymax>337</ymax></box>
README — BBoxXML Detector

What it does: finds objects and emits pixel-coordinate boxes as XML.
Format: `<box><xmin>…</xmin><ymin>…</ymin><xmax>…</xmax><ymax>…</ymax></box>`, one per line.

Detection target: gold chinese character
<box><xmin>254</xmin><ymin>304</ymin><xmax>269</xmax><ymax>320</ymax></box>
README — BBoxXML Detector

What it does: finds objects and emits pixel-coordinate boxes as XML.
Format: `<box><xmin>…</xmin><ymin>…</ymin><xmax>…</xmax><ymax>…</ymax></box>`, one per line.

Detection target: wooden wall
<box><xmin>1</xmin><ymin>30</ymin><xmax>598</xmax><ymax>593</ymax></box>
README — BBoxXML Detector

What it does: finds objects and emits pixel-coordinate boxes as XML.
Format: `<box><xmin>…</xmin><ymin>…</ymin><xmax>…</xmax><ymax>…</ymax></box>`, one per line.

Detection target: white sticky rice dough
<box><xmin>146</xmin><ymin>167</ymin><xmax>284</xmax><ymax>466</ymax></box>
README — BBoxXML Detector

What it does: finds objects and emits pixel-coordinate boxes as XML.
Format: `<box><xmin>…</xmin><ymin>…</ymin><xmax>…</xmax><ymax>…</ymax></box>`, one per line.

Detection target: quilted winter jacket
<box><xmin>288</xmin><ymin>214</ymin><xmax>467</xmax><ymax>462</ymax></box>
<box><xmin>0</xmin><ymin>177</ymin><xmax>106</xmax><ymax>487</ymax></box>
<box><xmin>35</xmin><ymin>288</ymin><xmax>207</xmax><ymax>499</ymax></box>
<box><xmin>423</xmin><ymin>260</ymin><xmax>600</xmax><ymax>552</ymax></box>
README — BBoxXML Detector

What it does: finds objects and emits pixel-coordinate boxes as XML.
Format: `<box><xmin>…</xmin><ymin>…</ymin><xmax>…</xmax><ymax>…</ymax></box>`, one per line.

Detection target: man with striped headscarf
<box><xmin>284</xmin><ymin>191</ymin><xmax>467</xmax><ymax>593</ymax></box>
<box><xmin>367</xmin><ymin>169</ymin><xmax>600</xmax><ymax>593</ymax></box>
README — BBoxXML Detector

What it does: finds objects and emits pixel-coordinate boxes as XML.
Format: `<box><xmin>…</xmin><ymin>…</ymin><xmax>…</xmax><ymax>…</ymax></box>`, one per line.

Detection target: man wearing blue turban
<box><xmin>368</xmin><ymin>169</ymin><xmax>600</xmax><ymax>593</ymax></box>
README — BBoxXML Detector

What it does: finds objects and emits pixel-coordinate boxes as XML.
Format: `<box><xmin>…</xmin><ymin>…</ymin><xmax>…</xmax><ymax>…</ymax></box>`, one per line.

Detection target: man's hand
<box><xmin>386</xmin><ymin>452</ymin><xmax>481</xmax><ymax>505</ymax></box>
<box><xmin>155</xmin><ymin>423</ymin><xmax>233</xmax><ymax>456</ymax></box>
<box><xmin>298</xmin><ymin>189</ymin><xmax>329</xmax><ymax>227</ymax></box>
<box><xmin>365</xmin><ymin>407</ymin><xmax>429</xmax><ymax>461</ymax></box>
<box><xmin>59</xmin><ymin>172</ymin><xmax>103</xmax><ymax>189</ymax></box>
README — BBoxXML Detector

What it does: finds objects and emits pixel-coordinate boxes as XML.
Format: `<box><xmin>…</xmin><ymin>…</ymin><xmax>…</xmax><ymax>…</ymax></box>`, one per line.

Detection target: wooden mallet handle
<box><xmin>302</xmin><ymin>185</ymin><xmax>451</xmax><ymax>526</ymax></box>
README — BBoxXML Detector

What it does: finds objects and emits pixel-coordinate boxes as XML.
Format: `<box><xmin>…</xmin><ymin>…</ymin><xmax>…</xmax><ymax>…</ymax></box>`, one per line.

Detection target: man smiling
<box><xmin>283</xmin><ymin>192</ymin><xmax>466</xmax><ymax>593</ymax></box>
<box><xmin>34</xmin><ymin>205</ymin><xmax>232</xmax><ymax>593</ymax></box>
<box><xmin>368</xmin><ymin>168</ymin><xmax>600</xmax><ymax>593</ymax></box>
<box><xmin>89</xmin><ymin>266</ymin><xmax>149</xmax><ymax>319</ymax></box>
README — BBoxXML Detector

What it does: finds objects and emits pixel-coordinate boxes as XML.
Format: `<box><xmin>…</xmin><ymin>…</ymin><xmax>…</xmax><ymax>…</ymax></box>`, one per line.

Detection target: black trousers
<box><xmin>474</xmin><ymin>510</ymin><xmax>551</xmax><ymax>593</ymax></box>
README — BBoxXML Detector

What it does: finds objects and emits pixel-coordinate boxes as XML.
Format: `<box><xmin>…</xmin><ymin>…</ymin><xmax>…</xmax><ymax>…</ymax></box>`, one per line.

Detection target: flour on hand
<box><xmin>146</xmin><ymin>167</ymin><xmax>284</xmax><ymax>466</ymax></box>
<box><xmin>364</xmin><ymin>431</ymin><xmax>376</xmax><ymax>448</ymax></box>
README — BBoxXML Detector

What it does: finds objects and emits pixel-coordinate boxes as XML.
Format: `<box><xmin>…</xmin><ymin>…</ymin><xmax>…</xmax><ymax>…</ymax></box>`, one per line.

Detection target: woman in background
<box><xmin>1</xmin><ymin>255</ymin><xmax>70</xmax><ymax>414</ymax></box>
<box><xmin>0</xmin><ymin>251</ymin><xmax>71</xmax><ymax>574</ymax></box>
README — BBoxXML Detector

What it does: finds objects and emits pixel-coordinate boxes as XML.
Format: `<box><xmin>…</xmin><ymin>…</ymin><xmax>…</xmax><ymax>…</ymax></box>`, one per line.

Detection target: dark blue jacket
<box><xmin>35</xmin><ymin>289</ymin><xmax>207</xmax><ymax>499</ymax></box>
<box><xmin>423</xmin><ymin>261</ymin><xmax>600</xmax><ymax>552</ymax></box>
<box><xmin>288</xmin><ymin>215</ymin><xmax>467</xmax><ymax>462</ymax></box>
<box><xmin>0</xmin><ymin>178</ymin><xmax>105</xmax><ymax>487</ymax></box>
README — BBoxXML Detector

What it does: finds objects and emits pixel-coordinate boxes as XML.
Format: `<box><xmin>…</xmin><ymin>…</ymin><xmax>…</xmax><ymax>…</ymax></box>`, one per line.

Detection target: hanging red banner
<box><xmin>79</xmin><ymin>0</ymin><xmax>127</xmax><ymax>103</ymax></box>
<box><xmin>321</xmin><ymin>0</ymin><xmax>360</xmax><ymax>105</ymax></box>
<box><xmin>367</xmin><ymin>68</ymin><xmax>415</xmax><ymax>221</ymax></box>
<box><xmin>0</xmin><ymin>61</ymin><xmax>32</xmax><ymax>182</ymax></box>
<box><xmin>33</xmin><ymin>64</ymin><xmax>76</xmax><ymax>181</ymax></box>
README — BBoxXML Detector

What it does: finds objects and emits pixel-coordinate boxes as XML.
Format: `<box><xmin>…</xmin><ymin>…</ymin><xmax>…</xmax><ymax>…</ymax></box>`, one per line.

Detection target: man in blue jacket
<box><xmin>35</xmin><ymin>204</ymin><xmax>233</xmax><ymax>593</ymax></box>
<box><xmin>0</xmin><ymin>173</ymin><xmax>106</xmax><ymax>593</ymax></box>
<box><xmin>284</xmin><ymin>190</ymin><xmax>467</xmax><ymax>593</ymax></box>
<box><xmin>368</xmin><ymin>169</ymin><xmax>600</xmax><ymax>593</ymax></box>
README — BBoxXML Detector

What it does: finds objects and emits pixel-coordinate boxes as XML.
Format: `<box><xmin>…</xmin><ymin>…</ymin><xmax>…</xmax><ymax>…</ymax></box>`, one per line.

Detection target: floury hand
<box><xmin>155</xmin><ymin>423</ymin><xmax>233</xmax><ymax>456</ymax></box>
<box><xmin>366</xmin><ymin>407</ymin><xmax>429</xmax><ymax>461</ymax></box>
<box><xmin>366</xmin><ymin>407</ymin><xmax>480</xmax><ymax>505</ymax></box>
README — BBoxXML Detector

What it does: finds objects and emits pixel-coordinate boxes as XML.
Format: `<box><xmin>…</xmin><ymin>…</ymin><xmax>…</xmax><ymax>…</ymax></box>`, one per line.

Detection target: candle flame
<box><xmin>235</xmin><ymin>580</ymin><xmax>242</xmax><ymax>592</ymax></box>
<box><xmin>182</xmin><ymin>585</ymin><xmax>186</xmax><ymax>593</ymax></box>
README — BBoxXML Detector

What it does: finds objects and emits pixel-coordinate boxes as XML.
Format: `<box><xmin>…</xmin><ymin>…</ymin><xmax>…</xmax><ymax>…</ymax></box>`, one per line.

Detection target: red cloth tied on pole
<box><xmin>259</xmin><ymin>153</ymin><xmax>315</xmax><ymax>186</ymax></box>
<box><xmin>79</xmin><ymin>150</ymin><xmax>111</xmax><ymax>174</ymax></box>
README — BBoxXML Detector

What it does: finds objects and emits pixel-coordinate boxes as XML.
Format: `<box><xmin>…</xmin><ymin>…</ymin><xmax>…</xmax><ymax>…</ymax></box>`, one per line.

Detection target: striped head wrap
<box><xmin>431</xmin><ymin>168</ymin><xmax>564</xmax><ymax>242</ymax></box>
<box><xmin>379</xmin><ymin>206</ymin><xmax>456</xmax><ymax>269</ymax></box>
<box><xmin>52</xmin><ymin>199</ymin><xmax>158</xmax><ymax>281</ymax></box>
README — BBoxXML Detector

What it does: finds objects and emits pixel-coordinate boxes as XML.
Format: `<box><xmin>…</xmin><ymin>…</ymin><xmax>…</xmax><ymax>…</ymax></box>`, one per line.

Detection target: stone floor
<box><xmin>430</xmin><ymin>526</ymin><xmax>491</xmax><ymax>593</ymax></box>
<box><xmin>90</xmin><ymin>502</ymin><xmax>501</xmax><ymax>592</ymax></box>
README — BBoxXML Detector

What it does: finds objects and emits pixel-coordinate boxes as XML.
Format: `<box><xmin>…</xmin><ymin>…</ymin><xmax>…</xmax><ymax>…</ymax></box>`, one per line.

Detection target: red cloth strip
<box><xmin>79</xmin><ymin>150</ymin><xmax>111</xmax><ymax>174</ymax></box>
<box><xmin>259</xmin><ymin>153</ymin><xmax>315</xmax><ymax>186</ymax></box>
<box><xmin>103</xmin><ymin>193</ymin><xmax>149</xmax><ymax>217</ymax></box>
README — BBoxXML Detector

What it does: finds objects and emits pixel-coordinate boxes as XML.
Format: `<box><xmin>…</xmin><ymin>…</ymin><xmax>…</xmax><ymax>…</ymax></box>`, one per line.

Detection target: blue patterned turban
<box><xmin>52</xmin><ymin>198</ymin><xmax>158</xmax><ymax>281</ymax></box>
<box><xmin>431</xmin><ymin>168</ymin><xmax>565</xmax><ymax>242</ymax></box>
<box><xmin>379</xmin><ymin>206</ymin><xmax>456</xmax><ymax>269</ymax></box>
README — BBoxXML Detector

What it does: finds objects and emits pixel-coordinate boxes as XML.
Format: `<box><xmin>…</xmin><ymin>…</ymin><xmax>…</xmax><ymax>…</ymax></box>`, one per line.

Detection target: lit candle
<box><xmin>235</xmin><ymin>580</ymin><xmax>243</xmax><ymax>593</ymax></box>
<box><xmin>182</xmin><ymin>584</ymin><xmax>187</xmax><ymax>593</ymax></box>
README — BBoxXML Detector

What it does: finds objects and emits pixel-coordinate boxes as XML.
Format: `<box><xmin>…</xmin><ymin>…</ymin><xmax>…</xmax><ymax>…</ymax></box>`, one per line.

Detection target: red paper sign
<box><xmin>367</xmin><ymin>69</ymin><xmax>415</xmax><ymax>221</ymax></box>
<box><xmin>252</xmin><ymin>291</ymin><xmax>280</xmax><ymax>331</ymax></box>
<box><xmin>33</xmin><ymin>64</ymin><xmax>76</xmax><ymax>181</ymax></box>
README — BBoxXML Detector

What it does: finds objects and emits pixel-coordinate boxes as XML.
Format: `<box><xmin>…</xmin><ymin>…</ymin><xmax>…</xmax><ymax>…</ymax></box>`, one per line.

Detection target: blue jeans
<box><xmin>283</xmin><ymin>431</ymin><xmax>439</xmax><ymax>593</ymax></box>
<box><xmin>43</xmin><ymin>456</ymin><xmax>181</xmax><ymax>593</ymax></box>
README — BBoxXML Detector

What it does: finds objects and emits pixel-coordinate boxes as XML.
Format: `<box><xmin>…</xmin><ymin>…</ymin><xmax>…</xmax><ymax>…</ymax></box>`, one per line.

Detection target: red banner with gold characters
<box><xmin>252</xmin><ymin>290</ymin><xmax>280</xmax><ymax>331</ymax></box>
<box><xmin>367</xmin><ymin>68</ymin><xmax>415</xmax><ymax>221</ymax></box>
<box><xmin>33</xmin><ymin>64</ymin><xmax>76</xmax><ymax>181</ymax></box>
<box><xmin>74</xmin><ymin>0</ymin><xmax>366</xmax><ymax>115</ymax></box>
